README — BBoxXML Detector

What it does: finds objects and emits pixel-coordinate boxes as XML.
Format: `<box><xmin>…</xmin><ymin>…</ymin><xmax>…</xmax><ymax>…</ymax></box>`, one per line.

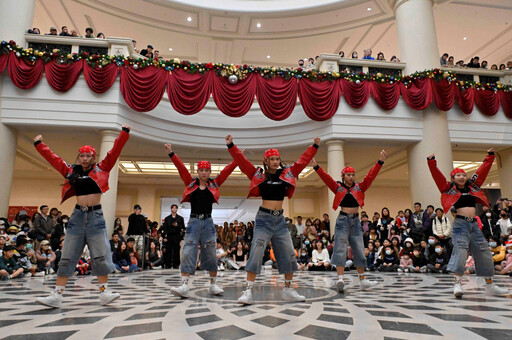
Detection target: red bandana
<box><xmin>450</xmin><ymin>168</ymin><xmax>465</xmax><ymax>178</ymax></box>
<box><xmin>197</xmin><ymin>161</ymin><xmax>211</xmax><ymax>170</ymax></box>
<box><xmin>78</xmin><ymin>145</ymin><xmax>96</xmax><ymax>157</ymax></box>
<box><xmin>342</xmin><ymin>166</ymin><xmax>355</xmax><ymax>176</ymax></box>
<box><xmin>264</xmin><ymin>149</ymin><xmax>280</xmax><ymax>159</ymax></box>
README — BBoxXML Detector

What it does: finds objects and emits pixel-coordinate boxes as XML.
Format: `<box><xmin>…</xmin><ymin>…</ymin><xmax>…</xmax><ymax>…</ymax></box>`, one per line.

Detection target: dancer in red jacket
<box><xmin>311</xmin><ymin>149</ymin><xmax>385</xmax><ymax>293</ymax></box>
<box><xmin>427</xmin><ymin>149</ymin><xmax>509</xmax><ymax>297</ymax></box>
<box><xmin>35</xmin><ymin>125</ymin><xmax>131</xmax><ymax>308</ymax></box>
<box><xmin>165</xmin><ymin>143</ymin><xmax>237</xmax><ymax>298</ymax></box>
<box><xmin>226</xmin><ymin>135</ymin><xmax>319</xmax><ymax>305</ymax></box>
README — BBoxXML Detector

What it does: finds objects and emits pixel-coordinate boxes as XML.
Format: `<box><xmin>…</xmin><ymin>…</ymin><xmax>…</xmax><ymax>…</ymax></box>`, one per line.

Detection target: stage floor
<box><xmin>1</xmin><ymin>269</ymin><xmax>511</xmax><ymax>340</ymax></box>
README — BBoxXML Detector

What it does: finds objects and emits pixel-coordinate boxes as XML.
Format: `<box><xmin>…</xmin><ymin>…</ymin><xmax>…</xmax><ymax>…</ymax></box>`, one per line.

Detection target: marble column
<box><xmin>99</xmin><ymin>131</ymin><xmax>120</xmax><ymax>236</ymax></box>
<box><xmin>326</xmin><ymin>140</ymin><xmax>345</xmax><ymax>235</ymax></box>
<box><xmin>391</xmin><ymin>0</ymin><xmax>453</xmax><ymax>207</ymax></box>
<box><xmin>497</xmin><ymin>147</ymin><xmax>512</xmax><ymax>199</ymax></box>
<box><xmin>0</xmin><ymin>123</ymin><xmax>17</xmax><ymax>217</ymax></box>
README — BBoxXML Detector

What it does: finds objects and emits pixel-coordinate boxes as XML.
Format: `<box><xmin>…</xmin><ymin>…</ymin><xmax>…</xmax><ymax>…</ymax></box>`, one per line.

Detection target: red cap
<box><xmin>342</xmin><ymin>166</ymin><xmax>355</xmax><ymax>176</ymax></box>
<box><xmin>450</xmin><ymin>168</ymin><xmax>466</xmax><ymax>178</ymax></box>
<box><xmin>197</xmin><ymin>161</ymin><xmax>211</xmax><ymax>170</ymax></box>
<box><xmin>78</xmin><ymin>145</ymin><xmax>96</xmax><ymax>157</ymax></box>
<box><xmin>505</xmin><ymin>241</ymin><xmax>512</xmax><ymax>248</ymax></box>
<box><xmin>264</xmin><ymin>149</ymin><xmax>280</xmax><ymax>159</ymax></box>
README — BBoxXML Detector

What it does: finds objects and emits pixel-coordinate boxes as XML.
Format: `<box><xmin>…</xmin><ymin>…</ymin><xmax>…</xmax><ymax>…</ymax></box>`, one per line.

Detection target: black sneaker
<box><xmin>0</xmin><ymin>274</ymin><xmax>8</xmax><ymax>281</ymax></box>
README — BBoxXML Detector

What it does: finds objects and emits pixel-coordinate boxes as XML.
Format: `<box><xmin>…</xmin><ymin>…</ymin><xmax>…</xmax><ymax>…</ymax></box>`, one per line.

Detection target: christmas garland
<box><xmin>1</xmin><ymin>40</ymin><xmax>510</xmax><ymax>92</ymax></box>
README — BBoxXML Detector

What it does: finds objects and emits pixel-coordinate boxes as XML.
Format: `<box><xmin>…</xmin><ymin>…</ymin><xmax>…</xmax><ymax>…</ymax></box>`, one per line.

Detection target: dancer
<box><xmin>226</xmin><ymin>135</ymin><xmax>320</xmax><ymax>305</ymax></box>
<box><xmin>427</xmin><ymin>149</ymin><xmax>509</xmax><ymax>297</ymax></box>
<box><xmin>165</xmin><ymin>143</ymin><xmax>237</xmax><ymax>298</ymax></box>
<box><xmin>35</xmin><ymin>125</ymin><xmax>131</xmax><ymax>308</ymax></box>
<box><xmin>310</xmin><ymin>149</ymin><xmax>386</xmax><ymax>293</ymax></box>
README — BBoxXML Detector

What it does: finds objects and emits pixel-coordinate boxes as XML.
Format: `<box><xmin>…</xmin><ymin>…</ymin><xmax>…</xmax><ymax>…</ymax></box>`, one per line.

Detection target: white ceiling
<box><xmin>31</xmin><ymin>0</ymin><xmax>512</xmax><ymax>67</ymax></box>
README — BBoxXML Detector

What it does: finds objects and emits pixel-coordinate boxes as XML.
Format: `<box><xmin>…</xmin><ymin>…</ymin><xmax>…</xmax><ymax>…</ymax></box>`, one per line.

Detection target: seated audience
<box><xmin>145</xmin><ymin>240</ymin><xmax>163</xmax><ymax>269</ymax></box>
<box><xmin>409</xmin><ymin>247</ymin><xmax>428</xmax><ymax>273</ymax></box>
<box><xmin>377</xmin><ymin>245</ymin><xmax>399</xmax><ymax>272</ymax></box>
<box><xmin>0</xmin><ymin>245</ymin><xmax>24</xmax><ymax>280</ymax></box>
<box><xmin>497</xmin><ymin>241</ymin><xmax>512</xmax><ymax>275</ymax></box>
<box><xmin>309</xmin><ymin>241</ymin><xmax>330</xmax><ymax>271</ymax></box>
<box><xmin>36</xmin><ymin>240</ymin><xmax>55</xmax><ymax>275</ymax></box>
<box><xmin>398</xmin><ymin>252</ymin><xmax>412</xmax><ymax>272</ymax></box>
<box><xmin>427</xmin><ymin>243</ymin><xmax>449</xmax><ymax>273</ymax></box>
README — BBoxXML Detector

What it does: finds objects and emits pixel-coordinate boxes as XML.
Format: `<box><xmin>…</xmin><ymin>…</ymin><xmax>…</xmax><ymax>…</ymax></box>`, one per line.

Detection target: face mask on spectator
<box><xmin>322</xmin><ymin>240</ymin><xmax>327</xmax><ymax>244</ymax></box>
<box><xmin>489</xmin><ymin>242</ymin><xmax>497</xmax><ymax>248</ymax></box>
<box><xmin>385</xmin><ymin>250</ymin><xmax>392</xmax><ymax>255</ymax></box>
<box><xmin>428</xmin><ymin>239</ymin><xmax>435</xmax><ymax>245</ymax></box>
<box><xmin>305</xmin><ymin>240</ymin><xmax>310</xmax><ymax>245</ymax></box>
<box><xmin>62</xmin><ymin>219</ymin><xmax>68</xmax><ymax>223</ymax></box>
<box><xmin>486</xmin><ymin>212</ymin><xmax>492</xmax><ymax>217</ymax></box>
<box><xmin>413</xmin><ymin>251</ymin><xmax>420</xmax><ymax>257</ymax></box>
<box><xmin>301</xmin><ymin>252</ymin><xmax>307</xmax><ymax>256</ymax></box>
<box><xmin>435</xmin><ymin>247</ymin><xmax>442</xmax><ymax>254</ymax></box>
<box><xmin>507</xmin><ymin>249</ymin><xmax>512</xmax><ymax>254</ymax></box>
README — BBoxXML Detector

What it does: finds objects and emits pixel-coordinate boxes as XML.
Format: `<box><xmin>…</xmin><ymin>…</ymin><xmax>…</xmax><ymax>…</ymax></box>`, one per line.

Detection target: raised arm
<box><xmin>311</xmin><ymin>158</ymin><xmax>340</xmax><ymax>194</ymax></box>
<box><xmin>34</xmin><ymin>135</ymin><xmax>71</xmax><ymax>178</ymax></box>
<box><xmin>226</xmin><ymin>135</ymin><xmax>257</xmax><ymax>179</ymax></box>
<box><xmin>427</xmin><ymin>154</ymin><xmax>451</xmax><ymax>193</ymax></box>
<box><xmin>215</xmin><ymin>160</ymin><xmax>238</xmax><ymax>187</ymax></box>
<box><xmin>473</xmin><ymin>149</ymin><xmax>495</xmax><ymax>187</ymax></box>
<box><xmin>359</xmin><ymin>150</ymin><xmax>386</xmax><ymax>192</ymax></box>
<box><xmin>165</xmin><ymin>144</ymin><xmax>193</xmax><ymax>185</ymax></box>
<box><xmin>97</xmin><ymin>125</ymin><xmax>131</xmax><ymax>172</ymax></box>
<box><xmin>289</xmin><ymin>137</ymin><xmax>320</xmax><ymax>178</ymax></box>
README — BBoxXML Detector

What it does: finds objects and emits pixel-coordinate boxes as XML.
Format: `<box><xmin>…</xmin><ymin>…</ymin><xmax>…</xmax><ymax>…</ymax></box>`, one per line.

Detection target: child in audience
<box><xmin>129</xmin><ymin>251</ymin><xmax>141</xmax><ymax>271</ymax></box>
<box><xmin>465</xmin><ymin>253</ymin><xmax>475</xmax><ymax>274</ymax></box>
<box><xmin>398</xmin><ymin>252</ymin><xmax>413</xmax><ymax>272</ymax></box>
<box><xmin>427</xmin><ymin>244</ymin><xmax>449</xmax><ymax>273</ymax></box>
<box><xmin>36</xmin><ymin>240</ymin><xmax>55</xmax><ymax>275</ymax></box>
<box><xmin>366</xmin><ymin>242</ymin><xmax>378</xmax><ymax>271</ymax></box>
<box><xmin>409</xmin><ymin>247</ymin><xmax>428</xmax><ymax>273</ymax></box>
<box><xmin>377</xmin><ymin>245</ymin><xmax>399</xmax><ymax>272</ymax></box>
<box><xmin>75</xmin><ymin>257</ymin><xmax>90</xmax><ymax>275</ymax></box>
<box><xmin>297</xmin><ymin>248</ymin><xmax>310</xmax><ymax>271</ymax></box>
<box><xmin>489</xmin><ymin>235</ymin><xmax>506</xmax><ymax>268</ymax></box>
<box><xmin>498</xmin><ymin>241</ymin><xmax>512</xmax><ymax>275</ymax></box>
<box><xmin>0</xmin><ymin>245</ymin><xmax>24</xmax><ymax>280</ymax></box>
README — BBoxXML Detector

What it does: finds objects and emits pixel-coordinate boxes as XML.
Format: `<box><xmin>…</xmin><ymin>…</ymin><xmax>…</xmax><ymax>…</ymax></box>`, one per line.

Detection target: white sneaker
<box><xmin>209</xmin><ymin>283</ymin><xmax>224</xmax><ymax>296</ymax></box>
<box><xmin>36</xmin><ymin>291</ymin><xmax>63</xmax><ymax>308</ymax></box>
<box><xmin>282</xmin><ymin>287</ymin><xmax>306</xmax><ymax>302</ymax></box>
<box><xmin>25</xmin><ymin>272</ymin><xmax>32</xmax><ymax>278</ymax></box>
<box><xmin>99</xmin><ymin>290</ymin><xmax>120</xmax><ymax>305</ymax></box>
<box><xmin>454</xmin><ymin>283</ymin><xmax>463</xmax><ymax>297</ymax></box>
<box><xmin>114</xmin><ymin>269</ymin><xmax>121</xmax><ymax>274</ymax></box>
<box><xmin>171</xmin><ymin>283</ymin><xmax>189</xmax><ymax>298</ymax></box>
<box><xmin>485</xmin><ymin>284</ymin><xmax>509</xmax><ymax>296</ymax></box>
<box><xmin>404</xmin><ymin>269</ymin><xmax>409</xmax><ymax>273</ymax></box>
<box><xmin>397</xmin><ymin>268</ymin><xmax>403</xmax><ymax>272</ymax></box>
<box><xmin>360</xmin><ymin>279</ymin><xmax>378</xmax><ymax>290</ymax></box>
<box><xmin>219</xmin><ymin>263</ymin><xmax>225</xmax><ymax>271</ymax></box>
<box><xmin>49</xmin><ymin>268</ymin><xmax>55</xmax><ymax>274</ymax></box>
<box><xmin>335</xmin><ymin>279</ymin><xmax>345</xmax><ymax>293</ymax></box>
<box><xmin>238</xmin><ymin>289</ymin><xmax>253</xmax><ymax>305</ymax></box>
<box><xmin>34</xmin><ymin>271</ymin><xmax>45</xmax><ymax>277</ymax></box>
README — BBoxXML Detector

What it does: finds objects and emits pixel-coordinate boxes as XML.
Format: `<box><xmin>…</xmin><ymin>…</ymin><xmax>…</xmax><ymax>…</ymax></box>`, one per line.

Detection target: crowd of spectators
<box><xmin>440</xmin><ymin>53</ymin><xmax>512</xmax><ymax>71</ymax></box>
<box><xmin>1</xmin><ymin>198</ymin><xmax>511</xmax><ymax>281</ymax></box>
<box><xmin>27</xmin><ymin>26</ymin><xmax>106</xmax><ymax>39</ymax></box>
<box><xmin>298</xmin><ymin>49</ymin><xmax>401</xmax><ymax>69</ymax></box>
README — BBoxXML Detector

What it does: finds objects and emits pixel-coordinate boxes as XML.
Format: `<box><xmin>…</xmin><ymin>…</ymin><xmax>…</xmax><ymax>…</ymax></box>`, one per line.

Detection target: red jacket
<box><xmin>315</xmin><ymin>161</ymin><xmax>383</xmax><ymax>210</ymax></box>
<box><xmin>228</xmin><ymin>143</ymin><xmax>318</xmax><ymax>199</ymax></box>
<box><xmin>427</xmin><ymin>153</ymin><xmax>494</xmax><ymax>213</ymax></box>
<box><xmin>170</xmin><ymin>153</ymin><xmax>237</xmax><ymax>204</ymax></box>
<box><xmin>35</xmin><ymin>130</ymin><xmax>130</xmax><ymax>203</ymax></box>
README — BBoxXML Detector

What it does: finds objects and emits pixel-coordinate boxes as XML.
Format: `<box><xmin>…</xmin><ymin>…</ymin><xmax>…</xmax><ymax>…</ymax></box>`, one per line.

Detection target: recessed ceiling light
<box><xmin>187</xmin><ymin>16</ymin><xmax>192</xmax><ymax>22</ymax></box>
<box><xmin>463</xmin><ymin>37</ymin><xmax>467</xmax><ymax>40</ymax></box>
<box><xmin>367</xmin><ymin>7</ymin><xmax>372</xmax><ymax>11</ymax></box>
<box><xmin>256</xmin><ymin>23</ymin><xmax>261</xmax><ymax>28</ymax></box>
<box><xmin>267</xmin><ymin>55</ymin><xmax>270</xmax><ymax>59</ymax></box>
<box><xmin>168</xmin><ymin>48</ymin><xmax>173</xmax><ymax>51</ymax></box>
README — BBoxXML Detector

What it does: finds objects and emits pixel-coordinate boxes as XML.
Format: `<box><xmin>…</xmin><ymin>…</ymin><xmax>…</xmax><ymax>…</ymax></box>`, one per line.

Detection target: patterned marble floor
<box><xmin>1</xmin><ymin>269</ymin><xmax>511</xmax><ymax>340</ymax></box>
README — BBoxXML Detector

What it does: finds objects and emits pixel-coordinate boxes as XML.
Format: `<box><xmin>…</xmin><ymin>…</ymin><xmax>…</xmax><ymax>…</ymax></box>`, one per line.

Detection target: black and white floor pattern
<box><xmin>1</xmin><ymin>269</ymin><xmax>511</xmax><ymax>339</ymax></box>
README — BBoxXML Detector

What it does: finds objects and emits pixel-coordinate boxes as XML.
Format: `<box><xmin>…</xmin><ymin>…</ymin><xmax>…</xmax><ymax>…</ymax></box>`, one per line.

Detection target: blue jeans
<box><xmin>245</xmin><ymin>210</ymin><xmax>297</xmax><ymax>275</ymax></box>
<box><xmin>57</xmin><ymin>208</ymin><xmax>115</xmax><ymax>277</ymax></box>
<box><xmin>180</xmin><ymin>217</ymin><xmax>217</xmax><ymax>275</ymax></box>
<box><xmin>115</xmin><ymin>263</ymin><xmax>139</xmax><ymax>273</ymax></box>
<box><xmin>447</xmin><ymin>218</ymin><xmax>494</xmax><ymax>277</ymax></box>
<box><xmin>331</xmin><ymin>214</ymin><xmax>366</xmax><ymax>268</ymax></box>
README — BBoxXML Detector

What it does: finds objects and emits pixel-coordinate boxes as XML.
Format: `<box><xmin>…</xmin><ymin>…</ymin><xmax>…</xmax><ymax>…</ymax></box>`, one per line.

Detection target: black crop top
<box><xmin>190</xmin><ymin>187</ymin><xmax>214</xmax><ymax>215</ymax></box>
<box><xmin>453</xmin><ymin>186</ymin><xmax>476</xmax><ymax>209</ymax></box>
<box><xmin>259</xmin><ymin>170</ymin><xmax>288</xmax><ymax>201</ymax></box>
<box><xmin>339</xmin><ymin>190</ymin><xmax>359</xmax><ymax>208</ymax></box>
<box><xmin>74</xmin><ymin>167</ymin><xmax>102</xmax><ymax>196</ymax></box>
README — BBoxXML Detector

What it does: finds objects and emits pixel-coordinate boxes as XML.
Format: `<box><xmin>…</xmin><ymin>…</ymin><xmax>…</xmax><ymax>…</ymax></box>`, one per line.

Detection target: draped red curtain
<box><xmin>255</xmin><ymin>76</ymin><xmax>298</xmax><ymax>121</ymax></box>
<box><xmin>0</xmin><ymin>54</ymin><xmax>8</xmax><ymax>74</ymax></box>
<box><xmin>167</xmin><ymin>69</ymin><xmax>213</xmax><ymax>115</ymax></box>
<box><xmin>298</xmin><ymin>78</ymin><xmax>342</xmax><ymax>121</ymax></box>
<box><xmin>45</xmin><ymin>59</ymin><xmax>83</xmax><ymax>92</ymax></box>
<box><xmin>120</xmin><ymin>66</ymin><xmax>167</xmax><ymax>112</ymax></box>
<box><xmin>8</xmin><ymin>52</ymin><xmax>44</xmax><ymax>89</ymax></box>
<box><xmin>83</xmin><ymin>63</ymin><xmax>119</xmax><ymax>93</ymax></box>
<box><xmin>2</xmin><ymin>51</ymin><xmax>512</xmax><ymax>120</ymax></box>
<box><xmin>212</xmin><ymin>73</ymin><xmax>257</xmax><ymax>117</ymax></box>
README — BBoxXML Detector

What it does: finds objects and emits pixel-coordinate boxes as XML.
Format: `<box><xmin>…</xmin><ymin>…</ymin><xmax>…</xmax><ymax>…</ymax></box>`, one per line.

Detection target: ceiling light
<box><xmin>256</xmin><ymin>23</ymin><xmax>261</xmax><ymax>28</ymax></box>
<box><xmin>267</xmin><ymin>55</ymin><xmax>270</xmax><ymax>59</ymax></box>
<box><xmin>168</xmin><ymin>48</ymin><xmax>173</xmax><ymax>51</ymax></box>
<box><xmin>463</xmin><ymin>37</ymin><xmax>467</xmax><ymax>40</ymax></box>
<box><xmin>187</xmin><ymin>16</ymin><xmax>192</xmax><ymax>22</ymax></box>
<box><xmin>367</xmin><ymin>7</ymin><xmax>372</xmax><ymax>11</ymax></box>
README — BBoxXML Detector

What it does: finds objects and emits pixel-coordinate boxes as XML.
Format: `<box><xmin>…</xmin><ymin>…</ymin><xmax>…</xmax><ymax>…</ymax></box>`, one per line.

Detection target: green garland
<box><xmin>1</xmin><ymin>40</ymin><xmax>510</xmax><ymax>92</ymax></box>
